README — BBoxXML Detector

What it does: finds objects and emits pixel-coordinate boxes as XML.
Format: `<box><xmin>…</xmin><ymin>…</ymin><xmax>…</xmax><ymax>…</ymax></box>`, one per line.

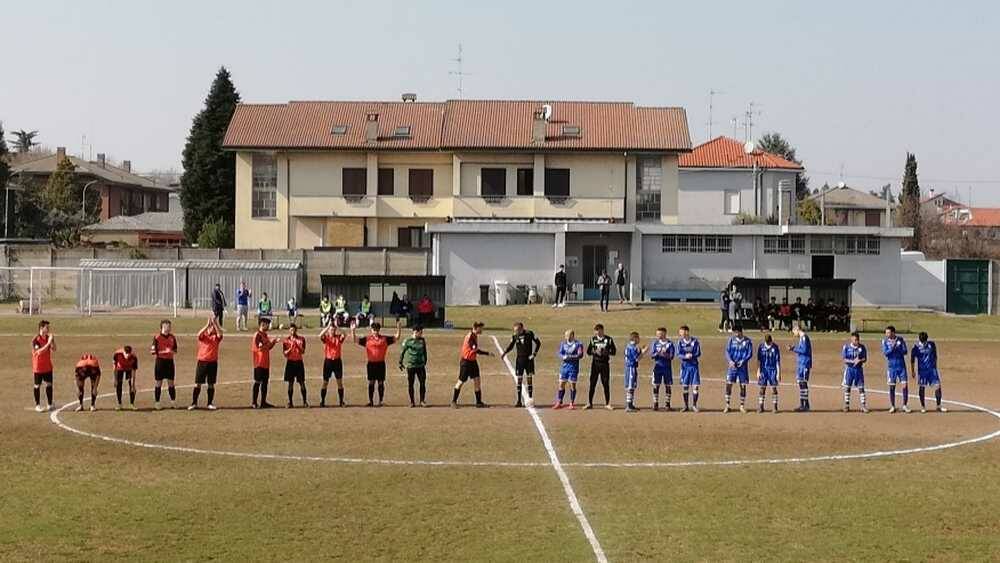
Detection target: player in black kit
<box><xmin>501</xmin><ymin>322</ymin><xmax>542</xmax><ymax>407</ymax></box>
<box><xmin>585</xmin><ymin>323</ymin><xmax>617</xmax><ymax>409</ymax></box>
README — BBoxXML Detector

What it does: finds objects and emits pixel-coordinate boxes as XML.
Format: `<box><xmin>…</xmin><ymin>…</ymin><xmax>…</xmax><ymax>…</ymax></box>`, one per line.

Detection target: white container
<box><xmin>494</xmin><ymin>281</ymin><xmax>510</xmax><ymax>306</ymax></box>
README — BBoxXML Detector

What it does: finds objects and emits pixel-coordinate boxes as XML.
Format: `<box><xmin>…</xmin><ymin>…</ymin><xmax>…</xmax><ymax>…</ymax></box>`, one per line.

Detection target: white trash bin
<box><xmin>494</xmin><ymin>281</ymin><xmax>510</xmax><ymax>306</ymax></box>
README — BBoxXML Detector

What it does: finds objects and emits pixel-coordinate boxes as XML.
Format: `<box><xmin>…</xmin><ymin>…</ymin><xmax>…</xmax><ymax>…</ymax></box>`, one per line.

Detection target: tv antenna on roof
<box><xmin>449</xmin><ymin>43</ymin><xmax>472</xmax><ymax>98</ymax></box>
<box><xmin>706</xmin><ymin>89</ymin><xmax>724</xmax><ymax>139</ymax></box>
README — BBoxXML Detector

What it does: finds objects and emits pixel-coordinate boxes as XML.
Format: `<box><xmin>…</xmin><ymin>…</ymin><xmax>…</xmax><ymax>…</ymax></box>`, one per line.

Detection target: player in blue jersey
<box><xmin>623</xmin><ymin>331</ymin><xmax>645</xmax><ymax>412</ymax></box>
<box><xmin>676</xmin><ymin>325</ymin><xmax>702</xmax><ymax>412</ymax></box>
<box><xmin>723</xmin><ymin>324</ymin><xmax>753</xmax><ymax>413</ymax></box>
<box><xmin>881</xmin><ymin>325</ymin><xmax>911</xmax><ymax>413</ymax></box>
<box><xmin>553</xmin><ymin>330</ymin><xmax>584</xmax><ymax>410</ymax></box>
<box><xmin>910</xmin><ymin>332</ymin><xmax>948</xmax><ymax>413</ymax></box>
<box><xmin>788</xmin><ymin>323</ymin><xmax>813</xmax><ymax>411</ymax></box>
<box><xmin>756</xmin><ymin>333</ymin><xmax>781</xmax><ymax>413</ymax></box>
<box><xmin>842</xmin><ymin>331</ymin><xmax>870</xmax><ymax>413</ymax></box>
<box><xmin>649</xmin><ymin>327</ymin><xmax>675</xmax><ymax>411</ymax></box>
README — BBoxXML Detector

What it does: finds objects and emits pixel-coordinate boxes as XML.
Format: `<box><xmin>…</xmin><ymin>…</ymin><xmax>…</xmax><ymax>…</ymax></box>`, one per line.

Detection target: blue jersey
<box><xmin>236</xmin><ymin>288</ymin><xmax>251</xmax><ymax>306</ymax></box>
<box><xmin>882</xmin><ymin>337</ymin><xmax>908</xmax><ymax>370</ymax></box>
<box><xmin>677</xmin><ymin>337</ymin><xmax>701</xmax><ymax>367</ymax></box>
<box><xmin>792</xmin><ymin>334</ymin><xmax>812</xmax><ymax>369</ymax></box>
<box><xmin>649</xmin><ymin>339</ymin><xmax>674</xmax><ymax>374</ymax></box>
<box><xmin>559</xmin><ymin>340</ymin><xmax>583</xmax><ymax>367</ymax></box>
<box><xmin>725</xmin><ymin>336</ymin><xmax>753</xmax><ymax>371</ymax></box>
<box><xmin>842</xmin><ymin>343</ymin><xmax>867</xmax><ymax>376</ymax></box>
<box><xmin>910</xmin><ymin>340</ymin><xmax>938</xmax><ymax>375</ymax></box>
<box><xmin>624</xmin><ymin>342</ymin><xmax>642</xmax><ymax>368</ymax></box>
<box><xmin>757</xmin><ymin>343</ymin><xmax>781</xmax><ymax>376</ymax></box>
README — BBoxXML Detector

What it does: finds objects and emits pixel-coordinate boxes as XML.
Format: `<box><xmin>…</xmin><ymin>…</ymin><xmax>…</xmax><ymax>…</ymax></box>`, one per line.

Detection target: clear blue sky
<box><xmin>4</xmin><ymin>0</ymin><xmax>999</xmax><ymax>203</ymax></box>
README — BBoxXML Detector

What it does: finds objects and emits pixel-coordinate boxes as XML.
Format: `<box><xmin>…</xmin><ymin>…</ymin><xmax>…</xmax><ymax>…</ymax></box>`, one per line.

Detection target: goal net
<box><xmin>0</xmin><ymin>266</ymin><xmax>179</xmax><ymax>316</ymax></box>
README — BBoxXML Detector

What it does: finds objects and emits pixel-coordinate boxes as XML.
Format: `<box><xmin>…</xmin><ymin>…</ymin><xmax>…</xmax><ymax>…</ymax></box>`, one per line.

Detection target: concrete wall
<box><xmin>677</xmin><ymin>168</ymin><xmax>797</xmax><ymax>225</ymax></box>
<box><xmin>435</xmin><ymin>233</ymin><xmax>555</xmax><ymax>305</ymax></box>
<box><xmin>900</xmin><ymin>253</ymin><xmax>946</xmax><ymax>309</ymax></box>
<box><xmin>642</xmin><ymin>235</ymin><xmax>755</xmax><ymax>292</ymax></box>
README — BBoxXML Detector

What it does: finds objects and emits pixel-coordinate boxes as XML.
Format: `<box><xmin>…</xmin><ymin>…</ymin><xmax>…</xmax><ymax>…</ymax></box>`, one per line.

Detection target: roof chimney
<box><xmin>365</xmin><ymin>112</ymin><xmax>379</xmax><ymax>144</ymax></box>
<box><xmin>401</xmin><ymin>93</ymin><xmax>417</xmax><ymax>103</ymax></box>
<box><xmin>532</xmin><ymin>108</ymin><xmax>546</xmax><ymax>145</ymax></box>
<box><xmin>97</xmin><ymin>153</ymin><xmax>106</xmax><ymax>168</ymax></box>
<box><xmin>122</xmin><ymin>160</ymin><xmax>131</xmax><ymax>173</ymax></box>
<box><xmin>56</xmin><ymin>147</ymin><xmax>66</xmax><ymax>161</ymax></box>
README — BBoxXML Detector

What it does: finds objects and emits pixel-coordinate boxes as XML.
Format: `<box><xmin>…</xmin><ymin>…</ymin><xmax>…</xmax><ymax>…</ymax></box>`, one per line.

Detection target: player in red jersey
<box><xmin>150</xmin><ymin>319</ymin><xmax>178</xmax><ymax>410</ymax></box>
<box><xmin>251</xmin><ymin>317</ymin><xmax>279</xmax><ymax>408</ymax></box>
<box><xmin>31</xmin><ymin>320</ymin><xmax>56</xmax><ymax>412</ymax></box>
<box><xmin>352</xmin><ymin>319</ymin><xmax>402</xmax><ymax>407</ymax></box>
<box><xmin>282</xmin><ymin>323</ymin><xmax>309</xmax><ymax>408</ymax></box>
<box><xmin>112</xmin><ymin>345</ymin><xmax>139</xmax><ymax>410</ymax></box>
<box><xmin>452</xmin><ymin>321</ymin><xmax>491</xmax><ymax>408</ymax></box>
<box><xmin>190</xmin><ymin>315</ymin><xmax>223</xmax><ymax>410</ymax></box>
<box><xmin>73</xmin><ymin>354</ymin><xmax>102</xmax><ymax>412</ymax></box>
<box><xmin>319</xmin><ymin>323</ymin><xmax>347</xmax><ymax>407</ymax></box>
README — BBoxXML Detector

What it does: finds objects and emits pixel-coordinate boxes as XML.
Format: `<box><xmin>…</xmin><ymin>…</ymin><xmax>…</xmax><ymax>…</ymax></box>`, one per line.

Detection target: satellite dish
<box><xmin>541</xmin><ymin>104</ymin><xmax>553</xmax><ymax>121</ymax></box>
<box><xmin>837</xmin><ymin>181</ymin><xmax>846</xmax><ymax>189</ymax></box>
<box><xmin>743</xmin><ymin>140</ymin><xmax>755</xmax><ymax>154</ymax></box>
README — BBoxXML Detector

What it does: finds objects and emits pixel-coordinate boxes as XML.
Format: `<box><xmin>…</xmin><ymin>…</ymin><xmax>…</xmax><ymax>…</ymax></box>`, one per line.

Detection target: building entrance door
<box><xmin>812</xmin><ymin>255</ymin><xmax>834</xmax><ymax>279</ymax></box>
<box><xmin>582</xmin><ymin>245</ymin><xmax>608</xmax><ymax>300</ymax></box>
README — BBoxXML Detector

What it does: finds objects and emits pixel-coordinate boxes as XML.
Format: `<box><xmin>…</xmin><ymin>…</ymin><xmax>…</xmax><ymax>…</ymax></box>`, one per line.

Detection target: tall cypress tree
<box><xmin>180</xmin><ymin>67</ymin><xmax>240</xmax><ymax>244</ymax></box>
<box><xmin>900</xmin><ymin>152</ymin><xmax>922</xmax><ymax>250</ymax></box>
<box><xmin>0</xmin><ymin>122</ymin><xmax>10</xmax><ymax>230</ymax></box>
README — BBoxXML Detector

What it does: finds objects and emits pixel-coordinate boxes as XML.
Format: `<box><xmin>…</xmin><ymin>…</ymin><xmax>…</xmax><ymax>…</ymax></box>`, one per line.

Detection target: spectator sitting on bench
<box><xmin>803</xmin><ymin>297</ymin><xmax>816</xmax><ymax>330</ymax></box>
<box><xmin>835</xmin><ymin>301</ymin><xmax>851</xmax><ymax>331</ymax></box>
<box><xmin>752</xmin><ymin>297</ymin><xmax>767</xmax><ymax>330</ymax></box>
<box><xmin>778</xmin><ymin>298</ymin><xmax>793</xmax><ymax>331</ymax></box>
<box><xmin>257</xmin><ymin>292</ymin><xmax>273</xmax><ymax>322</ymax></box>
<box><xmin>286</xmin><ymin>297</ymin><xmax>300</xmax><ymax>326</ymax></box>
<box><xmin>766</xmin><ymin>297</ymin><xmax>779</xmax><ymax>331</ymax></box>
<box><xmin>355</xmin><ymin>295</ymin><xmax>374</xmax><ymax>326</ymax></box>
<box><xmin>416</xmin><ymin>294</ymin><xmax>435</xmax><ymax>326</ymax></box>
<box><xmin>333</xmin><ymin>294</ymin><xmax>350</xmax><ymax>327</ymax></box>
<box><xmin>791</xmin><ymin>297</ymin><xmax>805</xmax><ymax>328</ymax></box>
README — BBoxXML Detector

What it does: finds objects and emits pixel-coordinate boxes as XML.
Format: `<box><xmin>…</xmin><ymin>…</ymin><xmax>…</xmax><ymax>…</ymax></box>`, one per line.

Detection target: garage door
<box><xmin>946</xmin><ymin>260</ymin><xmax>989</xmax><ymax>314</ymax></box>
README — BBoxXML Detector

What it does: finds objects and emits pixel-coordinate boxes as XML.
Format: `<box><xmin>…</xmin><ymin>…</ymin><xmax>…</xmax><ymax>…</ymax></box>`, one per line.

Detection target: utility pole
<box><xmin>448</xmin><ymin>43</ymin><xmax>471</xmax><ymax>98</ymax></box>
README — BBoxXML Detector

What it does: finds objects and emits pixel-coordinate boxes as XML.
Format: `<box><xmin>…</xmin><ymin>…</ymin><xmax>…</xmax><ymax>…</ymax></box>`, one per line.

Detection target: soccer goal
<box><xmin>0</xmin><ymin>266</ymin><xmax>179</xmax><ymax>317</ymax></box>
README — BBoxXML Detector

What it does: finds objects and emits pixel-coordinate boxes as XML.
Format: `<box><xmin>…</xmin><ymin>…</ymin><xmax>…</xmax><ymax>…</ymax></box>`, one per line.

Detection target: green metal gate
<box><xmin>946</xmin><ymin>260</ymin><xmax>990</xmax><ymax>314</ymax></box>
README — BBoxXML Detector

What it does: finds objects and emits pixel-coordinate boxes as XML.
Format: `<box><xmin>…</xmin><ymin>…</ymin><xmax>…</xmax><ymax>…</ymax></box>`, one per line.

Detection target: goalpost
<box><xmin>0</xmin><ymin>266</ymin><xmax>179</xmax><ymax>317</ymax></box>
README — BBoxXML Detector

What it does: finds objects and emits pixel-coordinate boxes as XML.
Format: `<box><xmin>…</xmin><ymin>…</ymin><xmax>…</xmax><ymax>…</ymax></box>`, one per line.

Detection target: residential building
<box><xmin>804</xmin><ymin>184</ymin><xmax>894</xmax><ymax>227</ymax></box>
<box><xmin>940</xmin><ymin>206</ymin><xmax>1000</xmax><ymax>240</ymax></box>
<box><xmin>82</xmin><ymin>193</ymin><xmax>185</xmax><ymax>247</ymax></box>
<box><xmin>11</xmin><ymin>148</ymin><xmax>173</xmax><ymax>220</ymax></box>
<box><xmin>921</xmin><ymin>190</ymin><xmax>964</xmax><ymax>216</ymax></box>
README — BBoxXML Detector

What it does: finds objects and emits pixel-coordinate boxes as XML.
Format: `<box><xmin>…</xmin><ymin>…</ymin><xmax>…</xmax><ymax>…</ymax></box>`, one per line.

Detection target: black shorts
<box><xmin>154</xmin><ymin>358</ymin><xmax>175</xmax><ymax>381</ymax></box>
<box><xmin>323</xmin><ymin>358</ymin><xmax>344</xmax><ymax>381</ymax></box>
<box><xmin>195</xmin><ymin>361</ymin><xmax>218</xmax><ymax>385</ymax></box>
<box><xmin>253</xmin><ymin>367</ymin><xmax>270</xmax><ymax>382</ymax></box>
<box><xmin>76</xmin><ymin>368</ymin><xmax>100</xmax><ymax>381</ymax></box>
<box><xmin>367</xmin><ymin>362</ymin><xmax>386</xmax><ymax>382</ymax></box>
<box><xmin>458</xmin><ymin>359</ymin><xmax>480</xmax><ymax>382</ymax></box>
<box><xmin>33</xmin><ymin>372</ymin><xmax>53</xmax><ymax>385</ymax></box>
<box><xmin>284</xmin><ymin>360</ymin><xmax>305</xmax><ymax>383</ymax></box>
<box><xmin>514</xmin><ymin>357</ymin><xmax>535</xmax><ymax>377</ymax></box>
<box><xmin>114</xmin><ymin>370</ymin><xmax>134</xmax><ymax>381</ymax></box>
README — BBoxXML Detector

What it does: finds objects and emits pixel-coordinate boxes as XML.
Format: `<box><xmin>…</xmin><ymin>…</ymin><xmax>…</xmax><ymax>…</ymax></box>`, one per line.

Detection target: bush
<box><xmin>196</xmin><ymin>218</ymin><xmax>234</xmax><ymax>248</ymax></box>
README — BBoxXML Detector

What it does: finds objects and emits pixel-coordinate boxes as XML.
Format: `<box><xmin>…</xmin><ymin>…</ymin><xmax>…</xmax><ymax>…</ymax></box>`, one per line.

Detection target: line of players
<box><xmin>29</xmin><ymin>317</ymin><xmax>948</xmax><ymax>414</ymax></box>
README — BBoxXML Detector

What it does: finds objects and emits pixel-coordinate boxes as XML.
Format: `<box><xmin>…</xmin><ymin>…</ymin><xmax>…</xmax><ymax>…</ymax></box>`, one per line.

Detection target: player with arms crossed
<box><xmin>911</xmin><ymin>332</ymin><xmax>947</xmax><ymax>413</ymax></box>
<box><xmin>882</xmin><ymin>325</ymin><xmax>911</xmax><ymax>413</ymax></box>
<box><xmin>723</xmin><ymin>324</ymin><xmax>753</xmax><ymax>414</ymax></box>
<box><xmin>319</xmin><ymin>323</ymin><xmax>347</xmax><ymax>407</ymax></box>
<box><xmin>585</xmin><ymin>323</ymin><xmax>616</xmax><ymax>410</ymax></box>
<box><xmin>282</xmin><ymin>324</ymin><xmax>309</xmax><ymax>408</ymax></box>
<box><xmin>190</xmin><ymin>315</ymin><xmax>223</xmax><ymax>410</ymax></box>
<box><xmin>788</xmin><ymin>323</ymin><xmax>813</xmax><ymax>411</ymax></box>
<box><xmin>112</xmin><ymin>345</ymin><xmax>139</xmax><ymax>410</ymax></box>
<box><xmin>649</xmin><ymin>327</ymin><xmax>675</xmax><ymax>411</ymax></box>
<box><xmin>31</xmin><ymin>320</ymin><xmax>56</xmax><ymax>412</ymax></box>
<box><xmin>501</xmin><ymin>322</ymin><xmax>541</xmax><ymax>407</ymax></box>
<box><xmin>756</xmin><ymin>333</ymin><xmax>781</xmax><ymax>413</ymax></box>
<box><xmin>399</xmin><ymin>325</ymin><xmax>429</xmax><ymax>407</ymax></box>
<box><xmin>150</xmin><ymin>320</ymin><xmax>178</xmax><ymax>410</ymax></box>
<box><xmin>251</xmin><ymin>317</ymin><xmax>279</xmax><ymax>409</ymax></box>
<box><xmin>553</xmin><ymin>330</ymin><xmax>585</xmax><ymax>410</ymax></box>
<box><xmin>623</xmin><ymin>332</ymin><xmax>645</xmax><ymax>412</ymax></box>
<box><xmin>453</xmin><ymin>321</ymin><xmax>490</xmax><ymax>408</ymax></box>
<box><xmin>353</xmin><ymin>320</ymin><xmax>402</xmax><ymax>407</ymax></box>
<box><xmin>842</xmin><ymin>331</ymin><xmax>870</xmax><ymax>413</ymax></box>
<box><xmin>677</xmin><ymin>325</ymin><xmax>702</xmax><ymax>412</ymax></box>
<box><xmin>73</xmin><ymin>354</ymin><xmax>102</xmax><ymax>411</ymax></box>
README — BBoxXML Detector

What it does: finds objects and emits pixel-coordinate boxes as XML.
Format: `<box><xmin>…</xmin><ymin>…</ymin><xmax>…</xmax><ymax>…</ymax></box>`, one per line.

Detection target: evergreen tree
<box><xmin>757</xmin><ymin>132</ymin><xmax>810</xmax><ymax>199</ymax></box>
<box><xmin>0</xmin><ymin>121</ymin><xmax>10</xmax><ymax>234</ymax></box>
<box><xmin>180</xmin><ymin>66</ymin><xmax>240</xmax><ymax>245</ymax></box>
<box><xmin>899</xmin><ymin>152</ymin><xmax>922</xmax><ymax>250</ymax></box>
<box><xmin>9</xmin><ymin>129</ymin><xmax>39</xmax><ymax>153</ymax></box>
<box><xmin>28</xmin><ymin>155</ymin><xmax>98</xmax><ymax>246</ymax></box>
<box><xmin>197</xmin><ymin>217</ymin><xmax>235</xmax><ymax>248</ymax></box>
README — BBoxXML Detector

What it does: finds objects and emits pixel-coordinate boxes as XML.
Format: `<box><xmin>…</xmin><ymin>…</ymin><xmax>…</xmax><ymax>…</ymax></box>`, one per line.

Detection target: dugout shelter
<box><xmin>320</xmin><ymin>274</ymin><xmax>446</xmax><ymax>326</ymax></box>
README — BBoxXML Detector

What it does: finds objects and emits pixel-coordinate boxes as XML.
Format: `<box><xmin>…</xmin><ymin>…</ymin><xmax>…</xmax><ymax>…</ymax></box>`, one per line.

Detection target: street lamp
<box><xmin>81</xmin><ymin>180</ymin><xmax>99</xmax><ymax>218</ymax></box>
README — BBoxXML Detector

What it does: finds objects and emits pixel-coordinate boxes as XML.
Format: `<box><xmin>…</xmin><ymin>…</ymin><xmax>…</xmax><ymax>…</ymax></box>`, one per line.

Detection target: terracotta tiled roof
<box><xmin>804</xmin><ymin>185</ymin><xmax>893</xmax><ymax>209</ymax></box>
<box><xmin>942</xmin><ymin>207</ymin><xmax>1000</xmax><ymax>227</ymax></box>
<box><xmin>12</xmin><ymin>155</ymin><xmax>169</xmax><ymax>190</ymax></box>
<box><xmin>679</xmin><ymin>136</ymin><xmax>803</xmax><ymax>170</ymax></box>
<box><xmin>223</xmin><ymin>99</ymin><xmax>691</xmax><ymax>152</ymax></box>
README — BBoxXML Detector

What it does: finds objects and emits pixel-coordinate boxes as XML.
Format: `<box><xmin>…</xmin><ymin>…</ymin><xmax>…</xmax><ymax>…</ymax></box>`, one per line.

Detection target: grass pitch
<box><xmin>1</xmin><ymin>305</ymin><xmax>998</xmax><ymax>561</ymax></box>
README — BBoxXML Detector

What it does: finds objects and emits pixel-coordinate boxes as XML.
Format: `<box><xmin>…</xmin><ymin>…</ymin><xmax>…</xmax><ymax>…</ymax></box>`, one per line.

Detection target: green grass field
<box><xmin>1</xmin><ymin>305</ymin><xmax>998</xmax><ymax>561</ymax></box>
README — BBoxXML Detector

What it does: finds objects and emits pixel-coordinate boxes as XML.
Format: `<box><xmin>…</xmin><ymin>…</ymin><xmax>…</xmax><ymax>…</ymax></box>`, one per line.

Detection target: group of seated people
<box><xmin>316</xmin><ymin>292</ymin><xmax>436</xmax><ymax>328</ymax></box>
<box><xmin>750</xmin><ymin>296</ymin><xmax>851</xmax><ymax>332</ymax></box>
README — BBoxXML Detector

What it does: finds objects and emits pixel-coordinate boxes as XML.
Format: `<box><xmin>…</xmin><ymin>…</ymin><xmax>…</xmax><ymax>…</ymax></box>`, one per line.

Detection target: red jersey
<box><xmin>358</xmin><ymin>334</ymin><xmax>395</xmax><ymax>363</ymax></box>
<box><xmin>112</xmin><ymin>350</ymin><xmax>139</xmax><ymax>372</ymax></box>
<box><xmin>461</xmin><ymin>332</ymin><xmax>480</xmax><ymax>362</ymax></box>
<box><xmin>283</xmin><ymin>335</ymin><xmax>306</xmax><ymax>362</ymax></box>
<box><xmin>197</xmin><ymin>331</ymin><xmax>223</xmax><ymax>362</ymax></box>
<box><xmin>151</xmin><ymin>333</ymin><xmax>177</xmax><ymax>360</ymax></box>
<box><xmin>252</xmin><ymin>331</ymin><xmax>276</xmax><ymax>369</ymax></box>
<box><xmin>321</xmin><ymin>332</ymin><xmax>345</xmax><ymax>360</ymax></box>
<box><xmin>32</xmin><ymin>335</ymin><xmax>54</xmax><ymax>374</ymax></box>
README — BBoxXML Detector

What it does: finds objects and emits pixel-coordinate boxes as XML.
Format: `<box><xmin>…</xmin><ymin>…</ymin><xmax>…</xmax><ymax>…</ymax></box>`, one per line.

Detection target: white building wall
<box><xmin>641</xmin><ymin>235</ymin><xmax>755</xmax><ymax>292</ymax></box>
<box><xmin>835</xmin><ymin>238</ymin><xmax>902</xmax><ymax>305</ymax></box>
<box><xmin>436</xmin><ymin>232</ymin><xmax>555</xmax><ymax>305</ymax></box>
<box><xmin>678</xmin><ymin>169</ymin><xmax>754</xmax><ymax>224</ymax></box>
<box><xmin>900</xmin><ymin>253</ymin><xmax>946</xmax><ymax>309</ymax></box>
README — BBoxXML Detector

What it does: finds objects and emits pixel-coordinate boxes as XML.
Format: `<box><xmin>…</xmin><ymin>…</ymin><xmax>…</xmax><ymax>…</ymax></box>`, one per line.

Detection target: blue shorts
<box><xmin>680</xmin><ymin>365</ymin><xmax>700</xmax><ymax>386</ymax></box>
<box><xmin>652</xmin><ymin>367</ymin><xmax>672</xmax><ymax>386</ymax></box>
<box><xmin>726</xmin><ymin>368</ymin><xmax>749</xmax><ymax>384</ymax></box>
<box><xmin>843</xmin><ymin>369</ymin><xmax>865</xmax><ymax>388</ymax></box>
<box><xmin>758</xmin><ymin>371</ymin><xmax>778</xmax><ymax>387</ymax></box>
<box><xmin>886</xmin><ymin>366</ymin><xmax>908</xmax><ymax>385</ymax></box>
<box><xmin>560</xmin><ymin>364</ymin><xmax>579</xmax><ymax>383</ymax></box>
<box><xmin>624</xmin><ymin>366</ymin><xmax>638</xmax><ymax>390</ymax></box>
<box><xmin>918</xmin><ymin>369</ymin><xmax>941</xmax><ymax>387</ymax></box>
<box><xmin>796</xmin><ymin>365</ymin><xmax>811</xmax><ymax>382</ymax></box>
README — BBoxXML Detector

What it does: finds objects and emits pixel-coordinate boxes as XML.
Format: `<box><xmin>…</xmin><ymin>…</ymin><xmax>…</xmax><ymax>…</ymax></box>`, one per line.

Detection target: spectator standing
<box><xmin>553</xmin><ymin>265</ymin><xmax>568</xmax><ymax>308</ymax></box>
<box><xmin>718</xmin><ymin>291</ymin><xmax>730</xmax><ymax>332</ymax></box>
<box><xmin>211</xmin><ymin>283</ymin><xmax>227</xmax><ymax>326</ymax></box>
<box><xmin>235</xmin><ymin>281</ymin><xmax>252</xmax><ymax>331</ymax></box>
<box><xmin>597</xmin><ymin>271</ymin><xmax>612</xmax><ymax>312</ymax></box>
<box><xmin>615</xmin><ymin>262</ymin><xmax>628</xmax><ymax>304</ymax></box>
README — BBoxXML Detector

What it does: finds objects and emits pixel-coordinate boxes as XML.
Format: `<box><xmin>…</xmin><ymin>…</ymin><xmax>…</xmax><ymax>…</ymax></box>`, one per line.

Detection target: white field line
<box><xmin>491</xmin><ymin>335</ymin><xmax>608</xmax><ymax>563</ymax></box>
